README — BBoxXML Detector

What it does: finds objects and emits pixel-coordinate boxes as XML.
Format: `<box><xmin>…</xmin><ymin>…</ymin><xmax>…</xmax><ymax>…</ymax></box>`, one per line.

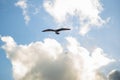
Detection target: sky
<box><xmin>0</xmin><ymin>0</ymin><xmax>120</xmax><ymax>80</ymax></box>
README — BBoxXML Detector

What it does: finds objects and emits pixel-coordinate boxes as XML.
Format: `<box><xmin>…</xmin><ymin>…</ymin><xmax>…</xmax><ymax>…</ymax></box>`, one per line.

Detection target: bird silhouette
<box><xmin>42</xmin><ymin>28</ymin><xmax>71</xmax><ymax>34</ymax></box>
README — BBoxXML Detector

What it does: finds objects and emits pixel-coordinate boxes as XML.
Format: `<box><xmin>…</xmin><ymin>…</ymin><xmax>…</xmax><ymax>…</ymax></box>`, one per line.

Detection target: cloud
<box><xmin>1</xmin><ymin>36</ymin><xmax>114</xmax><ymax>80</ymax></box>
<box><xmin>32</xmin><ymin>7</ymin><xmax>41</xmax><ymax>15</ymax></box>
<box><xmin>108</xmin><ymin>70</ymin><xmax>120</xmax><ymax>80</ymax></box>
<box><xmin>91</xmin><ymin>48</ymin><xmax>115</xmax><ymax>69</ymax></box>
<box><xmin>43</xmin><ymin>0</ymin><xmax>109</xmax><ymax>36</ymax></box>
<box><xmin>15</xmin><ymin>0</ymin><xmax>30</xmax><ymax>24</ymax></box>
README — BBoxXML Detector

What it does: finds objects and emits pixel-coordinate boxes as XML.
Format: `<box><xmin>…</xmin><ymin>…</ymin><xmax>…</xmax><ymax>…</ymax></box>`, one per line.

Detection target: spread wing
<box><xmin>57</xmin><ymin>28</ymin><xmax>71</xmax><ymax>32</ymax></box>
<box><xmin>42</xmin><ymin>28</ymin><xmax>71</xmax><ymax>34</ymax></box>
<box><xmin>42</xmin><ymin>29</ymin><xmax>55</xmax><ymax>32</ymax></box>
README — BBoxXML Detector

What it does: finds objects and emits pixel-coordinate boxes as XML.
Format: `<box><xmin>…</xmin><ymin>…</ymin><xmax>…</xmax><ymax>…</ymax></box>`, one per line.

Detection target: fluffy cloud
<box><xmin>91</xmin><ymin>48</ymin><xmax>115</xmax><ymax>69</ymax></box>
<box><xmin>108</xmin><ymin>70</ymin><xmax>120</xmax><ymax>80</ymax></box>
<box><xmin>44</xmin><ymin>0</ymin><xmax>109</xmax><ymax>35</ymax></box>
<box><xmin>1</xmin><ymin>36</ymin><xmax>114</xmax><ymax>80</ymax></box>
<box><xmin>15</xmin><ymin>0</ymin><xmax>30</xmax><ymax>24</ymax></box>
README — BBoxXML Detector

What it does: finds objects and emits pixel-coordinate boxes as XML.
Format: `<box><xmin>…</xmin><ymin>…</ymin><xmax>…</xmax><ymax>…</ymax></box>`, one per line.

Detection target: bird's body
<box><xmin>42</xmin><ymin>28</ymin><xmax>71</xmax><ymax>34</ymax></box>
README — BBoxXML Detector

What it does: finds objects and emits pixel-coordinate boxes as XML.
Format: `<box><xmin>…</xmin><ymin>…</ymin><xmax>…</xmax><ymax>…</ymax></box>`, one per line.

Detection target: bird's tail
<box><xmin>55</xmin><ymin>31</ymin><xmax>60</xmax><ymax>34</ymax></box>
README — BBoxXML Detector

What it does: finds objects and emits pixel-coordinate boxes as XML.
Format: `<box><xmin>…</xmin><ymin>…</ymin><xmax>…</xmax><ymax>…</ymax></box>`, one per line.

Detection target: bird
<box><xmin>42</xmin><ymin>28</ymin><xmax>71</xmax><ymax>34</ymax></box>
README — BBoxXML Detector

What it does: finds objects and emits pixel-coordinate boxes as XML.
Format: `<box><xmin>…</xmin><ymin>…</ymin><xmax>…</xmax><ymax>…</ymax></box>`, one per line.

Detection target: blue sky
<box><xmin>0</xmin><ymin>0</ymin><xmax>120</xmax><ymax>80</ymax></box>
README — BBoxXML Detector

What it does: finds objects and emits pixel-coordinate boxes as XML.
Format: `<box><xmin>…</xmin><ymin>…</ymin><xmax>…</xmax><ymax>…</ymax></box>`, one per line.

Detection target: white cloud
<box><xmin>15</xmin><ymin>0</ymin><xmax>30</xmax><ymax>24</ymax></box>
<box><xmin>1</xmin><ymin>36</ymin><xmax>114</xmax><ymax>80</ymax></box>
<box><xmin>91</xmin><ymin>48</ymin><xmax>115</xmax><ymax>69</ymax></box>
<box><xmin>44</xmin><ymin>0</ymin><xmax>108</xmax><ymax>36</ymax></box>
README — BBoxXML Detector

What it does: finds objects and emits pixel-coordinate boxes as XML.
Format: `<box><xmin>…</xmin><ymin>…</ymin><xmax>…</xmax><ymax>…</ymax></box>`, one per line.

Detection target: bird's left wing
<box><xmin>42</xmin><ymin>29</ymin><xmax>55</xmax><ymax>32</ymax></box>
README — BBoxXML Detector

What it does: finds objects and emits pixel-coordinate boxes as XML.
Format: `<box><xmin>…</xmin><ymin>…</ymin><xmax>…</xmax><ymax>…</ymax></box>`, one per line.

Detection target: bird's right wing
<box><xmin>42</xmin><ymin>29</ymin><xmax>55</xmax><ymax>32</ymax></box>
<box><xmin>57</xmin><ymin>28</ymin><xmax>71</xmax><ymax>31</ymax></box>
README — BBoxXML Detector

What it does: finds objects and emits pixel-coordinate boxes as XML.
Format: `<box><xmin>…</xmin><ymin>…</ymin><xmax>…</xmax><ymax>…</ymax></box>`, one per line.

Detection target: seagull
<box><xmin>42</xmin><ymin>28</ymin><xmax>71</xmax><ymax>34</ymax></box>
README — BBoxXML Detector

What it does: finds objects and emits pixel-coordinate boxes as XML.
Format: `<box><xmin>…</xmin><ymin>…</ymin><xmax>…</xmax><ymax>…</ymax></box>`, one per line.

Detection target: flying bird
<box><xmin>42</xmin><ymin>28</ymin><xmax>71</xmax><ymax>34</ymax></box>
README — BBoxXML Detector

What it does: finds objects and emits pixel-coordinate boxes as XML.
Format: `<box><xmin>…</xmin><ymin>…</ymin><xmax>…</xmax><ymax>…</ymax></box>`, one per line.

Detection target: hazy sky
<box><xmin>0</xmin><ymin>0</ymin><xmax>120</xmax><ymax>80</ymax></box>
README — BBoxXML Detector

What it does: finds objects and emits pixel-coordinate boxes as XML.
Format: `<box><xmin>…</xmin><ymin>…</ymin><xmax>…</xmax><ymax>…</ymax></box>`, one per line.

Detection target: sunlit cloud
<box><xmin>1</xmin><ymin>36</ymin><xmax>114</xmax><ymax>80</ymax></box>
<box><xmin>44</xmin><ymin>0</ymin><xmax>109</xmax><ymax>36</ymax></box>
<box><xmin>15</xmin><ymin>0</ymin><xmax>30</xmax><ymax>24</ymax></box>
<box><xmin>107</xmin><ymin>70</ymin><xmax>120</xmax><ymax>80</ymax></box>
<box><xmin>91</xmin><ymin>48</ymin><xmax>115</xmax><ymax>69</ymax></box>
